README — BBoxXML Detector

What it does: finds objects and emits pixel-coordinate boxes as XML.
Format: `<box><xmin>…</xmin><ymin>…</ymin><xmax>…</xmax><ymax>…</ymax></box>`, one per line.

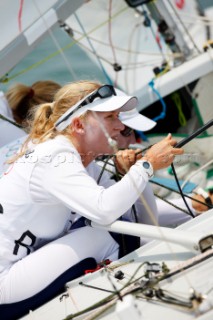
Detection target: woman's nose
<box><xmin>115</xmin><ymin>118</ymin><xmax>125</xmax><ymax>131</ymax></box>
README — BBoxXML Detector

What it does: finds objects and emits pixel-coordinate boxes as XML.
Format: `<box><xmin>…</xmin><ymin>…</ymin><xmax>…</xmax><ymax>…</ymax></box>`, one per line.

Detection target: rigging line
<box><xmin>4</xmin><ymin>5</ymin><xmax>129</xmax><ymax>83</ymax></box>
<box><xmin>196</xmin><ymin>0</ymin><xmax>211</xmax><ymax>41</ymax></box>
<box><xmin>171</xmin><ymin>163</ymin><xmax>195</xmax><ymax>218</ymax></box>
<box><xmin>3</xmin><ymin>15</ymin><xmax>179</xmax><ymax>82</ymax></box>
<box><xmin>74</xmin><ymin>30</ymin><xmax>164</xmax><ymax>67</ymax></box>
<box><xmin>106</xmin><ymin>270</ymin><xmax>123</xmax><ymax>301</ymax></box>
<box><xmin>125</xmin><ymin>21</ymin><xmax>141</xmax><ymax>92</ymax></box>
<box><xmin>5</xmin><ymin>21</ymin><xmax>80</xmax><ymax>82</ymax></box>
<box><xmin>122</xmin><ymin>59</ymin><xmax>164</xmax><ymax>67</ymax></box>
<box><xmin>154</xmin><ymin>288</ymin><xmax>192</xmax><ymax>308</ymax></box>
<box><xmin>0</xmin><ymin>114</ymin><xmax>23</xmax><ymax>129</ymax></box>
<box><xmin>74</xmin><ymin>13</ymin><xmax>113</xmax><ymax>85</ymax></box>
<box><xmin>31</xmin><ymin>0</ymin><xmax>77</xmax><ymax>80</ymax></box>
<box><xmin>171</xmin><ymin>11</ymin><xmax>213</xmax><ymax>23</ymax></box>
<box><xmin>72</xmin><ymin>27</ymin><xmax>183</xmax><ymax>58</ymax></box>
<box><xmin>124</xmin><ymin>24</ymin><xmax>133</xmax><ymax>92</ymax></box>
<box><xmin>97</xmin><ymin>156</ymin><xmax>112</xmax><ymax>185</ymax></box>
<box><xmin>81</xmin><ymin>273</ymin><xmax>177</xmax><ymax>320</ymax></box>
<box><xmin>3</xmin><ymin>46</ymin><xmax>161</xmax><ymax>83</ymax></box>
<box><xmin>72</xmin><ymin>40</ymin><xmax>115</xmax><ymax>66</ymax></box>
<box><xmin>167</xmin><ymin>0</ymin><xmax>201</xmax><ymax>54</ymax></box>
<box><xmin>137</xmin><ymin>10</ymin><xmax>212</xmax><ymax>105</ymax></box>
<box><xmin>18</xmin><ymin>0</ymin><xmax>24</xmax><ymax>33</ymax></box>
<box><xmin>151</xmin><ymin>180</ymin><xmax>213</xmax><ymax>210</ymax></box>
<box><xmin>74</xmin><ymin>34</ymin><xmax>162</xmax><ymax>74</ymax></box>
<box><xmin>81</xmin><ymin>299</ymin><xmax>119</xmax><ymax>320</ymax></box>
<box><xmin>141</xmin><ymin>6</ymin><xmax>167</xmax><ymax>62</ymax></box>
<box><xmin>66</xmin><ymin>258</ymin><xmax>195</xmax><ymax>319</ymax></box>
<box><xmin>154</xmin><ymin>194</ymin><xmax>190</xmax><ymax>215</ymax></box>
<box><xmin>181</xmin><ymin>158</ymin><xmax>213</xmax><ymax>190</ymax></box>
<box><xmin>98</xmin><ymin>153</ymin><xmax>212</xmax><ymax>210</ymax></box>
<box><xmin>108</xmin><ymin>0</ymin><xmax>119</xmax><ymax>87</ymax></box>
<box><xmin>168</xmin><ymin>16</ymin><xmax>213</xmax><ymax>27</ymax></box>
<box><xmin>73</xmin><ymin>5</ymin><xmax>129</xmax><ymax>40</ymax></box>
<box><xmin>80</xmin><ymin>261</ymin><xmax>147</xmax><ymax>296</ymax></box>
<box><xmin>79</xmin><ymin>282</ymin><xmax>115</xmax><ymax>294</ymax></box>
<box><xmin>64</xmin><ymin>289</ymin><xmax>117</xmax><ymax>320</ymax></box>
<box><xmin>73</xmin><ymin>44</ymin><xmax>164</xmax><ymax>72</ymax></box>
<box><xmin>122</xmin><ymin>63</ymin><xmax>163</xmax><ymax>70</ymax></box>
<box><xmin>161</xmin><ymin>190</ymin><xmax>212</xmax><ymax>211</ymax></box>
<box><xmin>64</xmin><ymin>262</ymin><xmax>149</xmax><ymax>320</ymax></box>
<box><xmin>111</xmin><ymin>167</ymin><xmax>212</xmax><ymax>212</ymax></box>
<box><xmin>157</xmin><ymin>50</ymin><xmax>213</xmax><ymax>103</ymax></box>
<box><xmin>108</xmin><ymin>0</ymin><xmax>117</xmax><ymax>63</ymax></box>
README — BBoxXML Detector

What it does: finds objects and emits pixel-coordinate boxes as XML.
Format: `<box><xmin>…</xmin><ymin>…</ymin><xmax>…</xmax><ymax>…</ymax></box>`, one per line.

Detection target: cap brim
<box><xmin>87</xmin><ymin>95</ymin><xmax>138</xmax><ymax>113</ymax></box>
<box><xmin>119</xmin><ymin>109</ymin><xmax>156</xmax><ymax>131</ymax></box>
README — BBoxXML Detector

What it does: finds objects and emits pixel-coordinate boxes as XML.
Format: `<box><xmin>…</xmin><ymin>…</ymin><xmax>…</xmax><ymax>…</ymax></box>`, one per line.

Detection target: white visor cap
<box><xmin>86</xmin><ymin>89</ymin><xmax>137</xmax><ymax>112</ymax></box>
<box><xmin>55</xmin><ymin>88</ymin><xmax>138</xmax><ymax>132</ymax></box>
<box><xmin>115</xmin><ymin>88</ymin><xmax>156</xmax><ymax>132</ymax></box>
<box><xmin>119</xmin><ymin>109</ymin><xmax>156</xmax><ymax>131</ymax></box>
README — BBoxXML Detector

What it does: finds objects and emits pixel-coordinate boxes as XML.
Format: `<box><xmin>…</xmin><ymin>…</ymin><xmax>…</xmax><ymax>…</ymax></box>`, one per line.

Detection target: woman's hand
<box><xmin>143</xmin><ymin>133</ymin><xmax>184</xmax><ymax>171</ymax></box>
<box><xmin>114</xmin><ymin>148</ymin><xmax>142</xmax><ymax>174</ymax></box>
<box><xmin>191</xmin><ymin>193</ymin><xmax>213</xmax><ymax>214</ymax></box>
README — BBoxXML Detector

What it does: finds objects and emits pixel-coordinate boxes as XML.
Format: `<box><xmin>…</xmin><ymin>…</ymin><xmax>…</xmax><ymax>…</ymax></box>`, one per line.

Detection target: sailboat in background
<box><xmin>1</xmin><ymin>1</ymin><xmax>213</xmax><ymax>319</ymax></box>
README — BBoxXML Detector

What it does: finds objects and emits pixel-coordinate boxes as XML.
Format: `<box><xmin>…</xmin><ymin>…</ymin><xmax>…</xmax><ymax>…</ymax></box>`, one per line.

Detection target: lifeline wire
<box><xmin>97</xmin><ymin>154</ymin><xmax>213</xmax><ymax>213</ymax></box>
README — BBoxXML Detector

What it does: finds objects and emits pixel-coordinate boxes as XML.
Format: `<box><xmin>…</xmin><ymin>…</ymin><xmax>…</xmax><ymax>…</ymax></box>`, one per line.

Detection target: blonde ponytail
<box><xmin>8</xmin><ymin>80</ymin><xmax>101</xmax><ymax>163</ymax></box>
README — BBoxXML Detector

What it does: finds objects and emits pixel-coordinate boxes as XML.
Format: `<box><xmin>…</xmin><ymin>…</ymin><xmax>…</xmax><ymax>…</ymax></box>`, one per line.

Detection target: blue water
<box><xmin>0</xmin><ymin>27</ymin><xmax>106</xmax><ymax>92</ymax></box>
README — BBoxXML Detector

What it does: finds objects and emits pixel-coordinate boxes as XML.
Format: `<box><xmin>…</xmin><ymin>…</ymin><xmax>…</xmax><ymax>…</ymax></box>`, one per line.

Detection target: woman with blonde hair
<box><xmin>0</xmin><ymin>80</ymin><xmax>183</xmax><ymax>318</ymax></box>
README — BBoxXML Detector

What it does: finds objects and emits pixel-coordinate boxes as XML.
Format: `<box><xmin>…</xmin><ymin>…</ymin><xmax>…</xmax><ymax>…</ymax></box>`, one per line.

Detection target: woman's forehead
<box><xmin>95</xmin><ymin>110</ymin><xmax>120</xmax><ymax>116</ymax></box>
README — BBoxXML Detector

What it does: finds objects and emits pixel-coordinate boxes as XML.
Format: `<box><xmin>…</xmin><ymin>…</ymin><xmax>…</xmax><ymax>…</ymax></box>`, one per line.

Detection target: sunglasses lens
<box><xmin>121</xmin><ymin>126</ymin><xmax>133</xmax><ymax>137</ymax></box>
<box><xmin>98</xmin><ymin>85</ymin><xmax>115</xmax><ymax>98</ymax></box>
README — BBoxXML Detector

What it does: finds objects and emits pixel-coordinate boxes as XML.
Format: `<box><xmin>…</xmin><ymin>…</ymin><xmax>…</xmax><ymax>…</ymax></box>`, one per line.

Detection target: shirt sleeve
<box><xmin>37</xmin><ymin>152</ymin><xmax>150</xmax><ymax>225</ymax></box>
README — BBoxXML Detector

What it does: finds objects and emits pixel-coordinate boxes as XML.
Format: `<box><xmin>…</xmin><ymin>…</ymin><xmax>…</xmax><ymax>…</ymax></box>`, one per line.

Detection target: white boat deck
<box><xmin>20</xmin><ymin>209</ymin><xmax>213</xmax><ymax>320</ymax></box>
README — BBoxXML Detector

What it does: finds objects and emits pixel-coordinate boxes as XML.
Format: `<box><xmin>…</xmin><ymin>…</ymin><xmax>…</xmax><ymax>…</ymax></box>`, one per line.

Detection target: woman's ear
<box><xmin>71</xmin><ymin>117</ymin><xmax>85</xmax><ymax>134</ymax></box>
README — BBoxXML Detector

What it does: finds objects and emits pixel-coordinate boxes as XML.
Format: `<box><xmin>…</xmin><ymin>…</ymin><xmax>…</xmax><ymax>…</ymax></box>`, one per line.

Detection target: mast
<box><xmin>145</xmin><ymin>0</ymin><xmax>197</xmax><ymax>64</ymax></box>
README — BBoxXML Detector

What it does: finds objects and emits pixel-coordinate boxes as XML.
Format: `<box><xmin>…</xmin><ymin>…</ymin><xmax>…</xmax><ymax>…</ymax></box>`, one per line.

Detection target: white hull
<box><xmin>20</xmin><ymin>209</ymin><xmax>213</xmax><ymax>320</ymax></box>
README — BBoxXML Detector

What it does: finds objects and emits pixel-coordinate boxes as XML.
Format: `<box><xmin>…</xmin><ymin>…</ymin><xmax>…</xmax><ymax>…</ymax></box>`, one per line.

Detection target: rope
<box><xmin>171</xmin><ymin>92</ymin><xmax>187</xmax><ymax>126</ymax></box>
<box><xmin>0</xmin><ymin>114</ymin><xmax>23</xmax><ymax>129</ymax></box>
<box><xmin>74</xmin><ymin>13</ymin><xmax>113</xmax><ymax>85</ymax></box>
<box><xmin>149</xmin><ymin>79</ymin><xmax>167</xmax><ymax>121</ymax></box>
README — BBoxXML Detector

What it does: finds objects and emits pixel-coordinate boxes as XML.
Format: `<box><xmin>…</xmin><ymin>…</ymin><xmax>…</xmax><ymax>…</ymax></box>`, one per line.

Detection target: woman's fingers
<box><xmin>143</xmin><ymin>135</ymin><xmax>184</xmax><ymax>170</ymax></box>
<box><xmin>115</xmin><ymin>135</ymin><xmax>184</xmax><ymax>173</ymax></box>
<box><xmin>115</xmin><ymin>149</ymin><xmax>139</xmax><ymax>174</ymax></box>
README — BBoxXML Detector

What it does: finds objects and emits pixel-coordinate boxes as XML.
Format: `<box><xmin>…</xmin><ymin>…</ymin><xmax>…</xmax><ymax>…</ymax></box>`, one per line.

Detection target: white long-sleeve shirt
<box><xmin>0</xmin><ymin>91</ymin><xmax>26</xmax><ymax>148</ymax></box>
<box><xmin>0</xmin><ymin>135</ymin><xmax>150</xmax><ymax>274</ymax></box>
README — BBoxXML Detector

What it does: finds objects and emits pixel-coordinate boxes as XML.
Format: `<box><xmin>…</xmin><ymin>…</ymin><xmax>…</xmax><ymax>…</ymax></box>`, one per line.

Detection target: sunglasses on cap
<box><xmin>120</xmin><ymin>125</ymin><xmax>134</xmax><ymax>137</ymax></box>
<box><xmin>55</xmin><ymin>85</ymin><xmax>116</xmax><ymax>128</ymax></box>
